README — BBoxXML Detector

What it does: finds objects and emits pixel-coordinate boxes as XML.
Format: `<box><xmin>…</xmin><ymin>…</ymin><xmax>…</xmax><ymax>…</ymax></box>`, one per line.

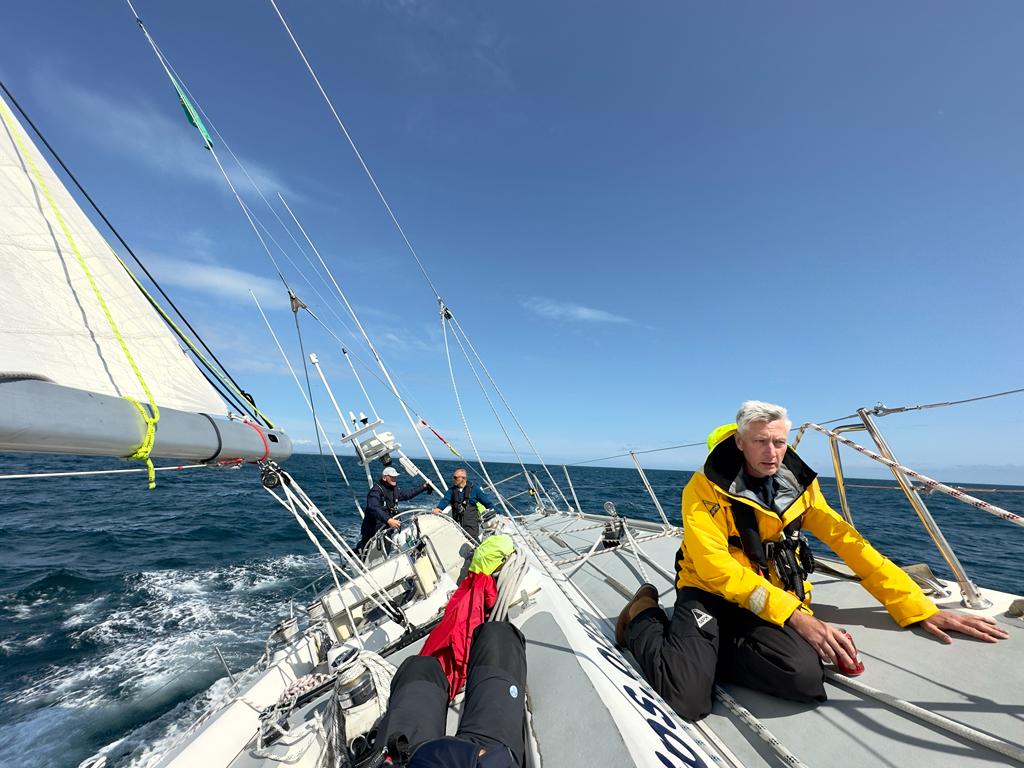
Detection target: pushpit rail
<box><xmin>793</xmin><ymin>406</ymin><xmax>1024</xmax><ymax>610</ymax></box>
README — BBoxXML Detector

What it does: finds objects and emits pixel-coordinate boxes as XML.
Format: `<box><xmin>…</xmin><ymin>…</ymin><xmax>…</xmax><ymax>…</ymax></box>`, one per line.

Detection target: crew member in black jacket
<box><xmin>357</xmin><ymin>466</ymin><xmax>431</xmax><ymax>551</ymax></box>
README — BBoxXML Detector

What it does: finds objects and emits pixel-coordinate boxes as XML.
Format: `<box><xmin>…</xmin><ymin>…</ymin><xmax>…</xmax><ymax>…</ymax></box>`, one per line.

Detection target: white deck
<box><xmin>517</xmin><ymin>510</ymin><xmax>1024</xmax><ymax>768</ymax></box>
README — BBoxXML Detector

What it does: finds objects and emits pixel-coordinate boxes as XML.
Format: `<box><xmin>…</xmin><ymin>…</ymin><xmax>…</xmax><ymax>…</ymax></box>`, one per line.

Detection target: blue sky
<box><xmin>2</xmin><ymin>2</ymin><xmax>1023</xmax><ymax>483</ymax></box>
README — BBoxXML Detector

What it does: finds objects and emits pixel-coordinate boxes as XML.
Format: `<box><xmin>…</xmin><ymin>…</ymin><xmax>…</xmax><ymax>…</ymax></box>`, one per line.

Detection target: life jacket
<box><xmin>685</xmin><ymin>431</ymin><xmax>817</xmax><ymax>601</ymax></box>
<box><xmin>728</xmin><ymin>499</ymin><xmax>815</xmax><ymax>600</ymax></box>
<box><xmin>376</xmin><ymin>482</ymin><xmax>399</xmax><ymax>514</ymax></box>
<box><xmin>450</xmin><ymin>483</ymin><xmax>478</xmax><ymax>525</ymax></box>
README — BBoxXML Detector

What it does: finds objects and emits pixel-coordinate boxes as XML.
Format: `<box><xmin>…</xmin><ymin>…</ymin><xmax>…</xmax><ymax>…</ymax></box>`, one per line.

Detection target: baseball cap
<box><xmin>381</xmin><ymin>467</ymin><xmax>400</xmax><ymax>478</ymax></box>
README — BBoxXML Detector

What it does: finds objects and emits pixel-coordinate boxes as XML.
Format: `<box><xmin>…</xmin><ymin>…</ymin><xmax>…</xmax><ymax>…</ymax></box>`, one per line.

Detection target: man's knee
<box><xmin>628</xmin><ymin>598</ymin><xmax>721</xmax><ymax>722</ymax></box>
<box><xmin>665</xmin><ymin>673</ymin><xmax>716</xmax><ymax>721</ymax></box>
<box><xmin>778</xmin><ymin>652</ymin><xmax>825</xmax><ymax>702</ymax></box>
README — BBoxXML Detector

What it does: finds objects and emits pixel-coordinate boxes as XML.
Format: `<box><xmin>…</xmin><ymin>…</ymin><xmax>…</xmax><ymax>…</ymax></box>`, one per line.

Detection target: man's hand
<box><xmin>387</xmin><ymin>517</ymin><xmax>401</xmax><ymax>529</ymax></box>
<box><xmin>787</xmin><ymin>610</ymin><xmax>857</xmax><ymax>668</ymax></box>
<box><xmin>916</xmin><ymin>609</ymin><xmax>1009</xmax><ymax>644</ymax></box>
<box><xmin>431</xmin><ymin>507</ymin><xmax>442</xmax><ymax>515</ymax></box>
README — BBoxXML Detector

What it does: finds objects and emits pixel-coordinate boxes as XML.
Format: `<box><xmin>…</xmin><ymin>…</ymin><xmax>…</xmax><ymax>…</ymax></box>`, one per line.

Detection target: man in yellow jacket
<box><xmin>616</xmin><ymin>400</ymin><xmax>1007</xmax><ymax>721</ymax></box>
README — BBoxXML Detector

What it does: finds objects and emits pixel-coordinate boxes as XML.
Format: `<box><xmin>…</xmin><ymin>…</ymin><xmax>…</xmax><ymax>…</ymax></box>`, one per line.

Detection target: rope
<box><xmin>0</xmin><ymin>98</ymin><xmax>161</xmax><ymax>488</ymax></box>
<box><xmin>490</xmin><ymin>552</ymin><xmax>528</xmax><ymax>622</ymax></box>
<box><xmin>801</xmin><ymin>423</ymin><xmax>1024</xmax><ymax>529</ymax></box>
<box><xmin>620</xmin><ymin>523</ymin><xmax>651</xmax><ymax>583</ymax></box>
<box><xmin>824</xmin><ymin>670</ymin><xmax>1024</xmax><ymax>764</ymax></box>
<box><xmin>713</xmin><ymin>687</ymin><xmax>809</xmax><ymax>768</ymax></box>
<box><xmin>506</xmin><ymin>514</ymin><xmax>740</xmax><ymax>767</ymax></box>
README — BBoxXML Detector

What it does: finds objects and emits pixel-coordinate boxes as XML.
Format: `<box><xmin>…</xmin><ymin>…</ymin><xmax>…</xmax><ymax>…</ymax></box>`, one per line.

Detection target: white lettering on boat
<box><xmin>575</xmin><ymin>614</ymin><xmax>711</xmax><ymax>767</ymax></box>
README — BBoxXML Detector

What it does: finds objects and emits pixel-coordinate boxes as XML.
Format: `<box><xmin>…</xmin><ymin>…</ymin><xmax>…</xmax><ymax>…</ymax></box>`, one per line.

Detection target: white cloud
<box><xmin>521</xmin><ymin>296</ymin><xmax>634</xmax><ymax>325</ymax></box>
<box><xmin>146</xmin><ymin>253</ymin><xmax>289</xmax><ymax>311</ymax></box>
<box><xmin>32</xmin><ymin>70</ymin><xmax>300</xmax><ymax>201</ymax></box>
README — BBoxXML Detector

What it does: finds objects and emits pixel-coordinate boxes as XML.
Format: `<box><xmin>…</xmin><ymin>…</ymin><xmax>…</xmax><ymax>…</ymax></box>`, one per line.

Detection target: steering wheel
<box><xmin>362</xmin><ymin>507</ymin><xmax>435</xmax><ymax>561</ymax></box>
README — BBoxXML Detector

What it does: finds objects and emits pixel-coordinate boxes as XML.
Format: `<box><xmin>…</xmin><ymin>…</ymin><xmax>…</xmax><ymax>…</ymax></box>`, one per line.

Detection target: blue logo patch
<box><xmin>509</xmin><ymin>685</ymin><xmax>519</xmax><ymax>699</ymax></box>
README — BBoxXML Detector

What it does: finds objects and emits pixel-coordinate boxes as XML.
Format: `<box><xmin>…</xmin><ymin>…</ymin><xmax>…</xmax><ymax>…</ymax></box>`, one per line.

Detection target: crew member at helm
<box><xmin>616</xmin><ymin>400</ymin><xmax>1008</xmax><ymax>721</ymax></box>
<box><xmin>357</xmin><ymin>466</ymin><xmax>431</xmax><ymax>552</ymax></box>
<box><xmin>432</xmin><ymin>468</ymin><xmax>494</xmax><ymax>540</ymax></box>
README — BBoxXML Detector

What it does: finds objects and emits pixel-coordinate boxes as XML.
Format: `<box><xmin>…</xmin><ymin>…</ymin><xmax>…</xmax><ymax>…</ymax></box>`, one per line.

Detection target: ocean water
<box><xmin>1</xmin><ymin>452</ymin><xmax>1021</xmax><ymax>768</ymax></box>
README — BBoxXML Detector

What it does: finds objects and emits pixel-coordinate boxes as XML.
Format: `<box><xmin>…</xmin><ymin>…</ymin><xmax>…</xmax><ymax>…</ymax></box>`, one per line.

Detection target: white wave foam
<box><xmin>0</xmin><ymin>633</ymin><xmax>48</xmax><ymax>657</ymax></box>
<box><xmin>7</xmin><ymin>551</ymin><xmax>325</xmax><ymax>767</ymax></box>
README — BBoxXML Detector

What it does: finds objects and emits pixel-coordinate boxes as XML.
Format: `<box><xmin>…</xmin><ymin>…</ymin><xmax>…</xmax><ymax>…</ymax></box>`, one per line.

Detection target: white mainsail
<box><xmin>0</xmin><ymin>92</ymin><xmax>226</xmax><ymax>416</ymax></box>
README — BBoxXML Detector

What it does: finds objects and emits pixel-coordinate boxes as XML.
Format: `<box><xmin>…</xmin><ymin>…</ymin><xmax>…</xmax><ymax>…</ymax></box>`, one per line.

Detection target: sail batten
<box><xmin>0</xmin><ymin>92</ymin><xmax>228</xmax><ymax>416</ymax></box>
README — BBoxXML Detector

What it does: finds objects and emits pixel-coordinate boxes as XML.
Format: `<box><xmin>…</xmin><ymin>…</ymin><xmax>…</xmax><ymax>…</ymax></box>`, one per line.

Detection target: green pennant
<box><xmin>171</xmin><ymin>76</ymin><xmax>213</xmax><ymax>148</ymax></box>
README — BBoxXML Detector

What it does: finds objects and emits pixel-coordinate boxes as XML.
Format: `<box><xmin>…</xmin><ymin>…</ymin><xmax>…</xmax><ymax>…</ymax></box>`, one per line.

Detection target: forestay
<box><xmin>0</xmin><ymin>92</ymin><xmax>226</xmax><ymax>416</ymax></box>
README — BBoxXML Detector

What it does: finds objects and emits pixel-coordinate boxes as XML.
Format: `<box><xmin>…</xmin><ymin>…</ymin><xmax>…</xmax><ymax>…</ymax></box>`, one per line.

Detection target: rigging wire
<box><xmin>441</xmin><ymin>318</ymin><xmax>516</xmax><ymax>518</ymax></box>
<box><xmin>0</xmin><ymin>464</ymin><xmax>209</xmax><ymax>481</ymax></box>
<box><xmin>444</xmin><ymin>316</ymin><xmax>535</xmax><ymax>491</ymax></box>
<box><xmin>265</xmin><ymin>0</ymin><xmax>574</xmax><ymax>500</ymax></box>
<box><xmin>870</xmin><ymin>386</ymin><xmax>1024</xmax><ymax>416</ymax></box>
<box><xmin>276</xmin><ymin>195</ymin><xmax>449</xmax><ymax>492</ymax></box>
<box><xmin>300</xmin><ymin>305</ymin><xmax>499</xmax><ymax>486</ymax></box>
<box><xmin>569</xmin><ymin>385</ymin><xmax>1024</xmax><ymax>466</ymax></box>
<box><xmin>267</xmin><ymin>0</ymin><xmax>444</xmax><ymax>302</ymax></box>
<box><xmin>0</xmin><ymin>77</ymin><xmax>265</xmax><ymax>426</ymax></box>
<box><xmin>292</xmin><ymin>296</ymin><xmax>335</xmax><ymax>515</ymax></box>
<box><xmin>125</xmin><ymin>1</ymin><xmax>293</xmax><ymax>294</ymax></box>
<box><xmin>159</xmin><ymin>67</ymin><xmax>384</xmax><ymax>374</ymax></box>
<box><xmin>449</xmin><ymin>314</ymin><xmax>573</xmax><ymax>508</ymax></box>
<box><xmin>157</xmin><ymin>45</ymin><xmax>459</xmax><ymax>483</ymax></box>
<box><xmin>571</xmin><ymin>441</ymin><xmax>706</xmax><ymax>467</ymax></box>
<box><xmin>251</xmin><ymin>291</ymin><xmax>365</xmax><ymax>516</ymax></box>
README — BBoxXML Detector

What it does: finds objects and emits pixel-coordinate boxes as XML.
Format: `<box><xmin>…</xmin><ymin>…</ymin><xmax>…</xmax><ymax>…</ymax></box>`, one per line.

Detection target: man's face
<box><xmin>452</xmin><ymin>471</ymin><xmax>468</xmax><ymax>488</ymax></box>
<box><xmin>383</xmin><ymin>474</ymin><xmax>397</xmax><ymax>487</ymax></box>
<box><xmin>735</xmin><ymin>420</ymin><xmax>788</xmax><ymax>478</ymax></box>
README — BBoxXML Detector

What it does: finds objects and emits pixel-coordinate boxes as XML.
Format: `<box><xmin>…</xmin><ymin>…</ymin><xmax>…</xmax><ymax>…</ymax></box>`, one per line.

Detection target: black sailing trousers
<box><xmin>625</xmin><ymin>587</ymin><xmax>826</xmax><ymax>721</ymax></box>
<box><xmin>378</xmin><ymin>621</ymin><xmax>528</xmax><ymax>768</ymax></box>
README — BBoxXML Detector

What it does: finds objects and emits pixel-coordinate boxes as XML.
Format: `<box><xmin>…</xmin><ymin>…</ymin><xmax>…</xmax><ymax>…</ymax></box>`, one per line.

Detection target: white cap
<box><xmin>381</xmin><ymin>467</ymin><xmax>400</xmax><ymax>478</ymax></box>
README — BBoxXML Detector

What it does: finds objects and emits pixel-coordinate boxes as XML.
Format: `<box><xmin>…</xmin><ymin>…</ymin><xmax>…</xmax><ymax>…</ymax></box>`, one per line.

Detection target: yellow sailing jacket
<box><xmin>676</xmin><ymin>430</ymin><xmax>938</xmax><ymax>628</ymax></box>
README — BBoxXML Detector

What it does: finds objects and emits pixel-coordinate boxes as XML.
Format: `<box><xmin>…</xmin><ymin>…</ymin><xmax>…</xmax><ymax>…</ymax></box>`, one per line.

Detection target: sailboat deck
<box><xmin>517</xmin><ymin>510</ymin><xmax>1024</xmax><ymax>768</ymax></box>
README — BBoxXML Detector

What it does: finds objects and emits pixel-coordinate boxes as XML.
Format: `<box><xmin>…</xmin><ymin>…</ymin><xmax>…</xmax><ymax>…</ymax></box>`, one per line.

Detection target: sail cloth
<box><xmin>0</xmin><ymin>93</ymin><xmax>227</xmax><ymax>415</ymax></box>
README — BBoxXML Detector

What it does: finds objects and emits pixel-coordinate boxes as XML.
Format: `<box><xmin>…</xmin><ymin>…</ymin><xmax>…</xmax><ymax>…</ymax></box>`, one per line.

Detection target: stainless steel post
<box><xmin>563</xmin><ymin>464</ymin><xmax>585</xmax><ymax>515</ymax></box>
<box><xmin>857</xmin><ymin>409</ymin><xmax>990</xmax><ymax>609</ymax></box>
<box><xmin>828</xmin><ymin>434</ymin><xmax>853</xmax><ymax>525</ymax></box>
<box><xmin>827</xmin><ymin>424</ymin><xmax>865</xmax><ymax>526</ymax></box>
<box><xmin>629</xmin><ymin>451</ymin><xmax>671</xmax><ymax>528</ymax></box>
<box><xmin>214</xmin><ymin>645</ymin><xmax>237</xmax><ymax>687</ymax></box>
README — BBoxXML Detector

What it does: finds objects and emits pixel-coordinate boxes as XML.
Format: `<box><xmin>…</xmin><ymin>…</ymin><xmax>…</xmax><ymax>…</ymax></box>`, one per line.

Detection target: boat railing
<box><xmin>793</xmin><ymin>406</ymin><xmax>1024</xmax><ymax>610</ymax></box>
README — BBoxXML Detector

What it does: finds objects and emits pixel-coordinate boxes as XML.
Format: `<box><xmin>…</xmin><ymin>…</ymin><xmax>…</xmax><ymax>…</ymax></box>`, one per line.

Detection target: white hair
<box><xmin>736</xmin><ymin>400</ymin><xmax>791</xmax><ymax>434</ymax></box>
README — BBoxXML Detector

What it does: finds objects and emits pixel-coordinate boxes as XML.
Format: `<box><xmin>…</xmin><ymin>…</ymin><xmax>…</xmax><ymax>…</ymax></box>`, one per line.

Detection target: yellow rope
<box><xmin>112</xmin><ymin>252</ymin><xmax>277</xmax><ymax>429</ymax></box>
<box><xmin>1</xmin><ymin>100</ymin><xmax>160</xmax><ymax>487</ymax></box>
